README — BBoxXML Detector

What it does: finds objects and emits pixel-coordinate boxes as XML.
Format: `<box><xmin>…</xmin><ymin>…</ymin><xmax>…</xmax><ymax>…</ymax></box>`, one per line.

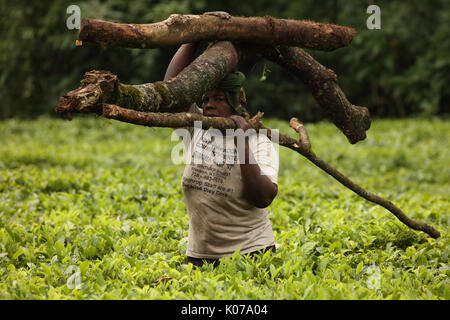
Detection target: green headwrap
<box><xmin>216</xmin><ymin>70</ymin><xmax>248</xmax><ymax>115</ymax></box>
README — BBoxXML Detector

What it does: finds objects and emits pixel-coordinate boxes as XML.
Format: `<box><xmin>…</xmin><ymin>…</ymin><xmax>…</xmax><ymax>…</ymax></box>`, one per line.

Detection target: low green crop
<box><xmin>0</xmin><ymin>116</ymin><xmax>448</xmax><ymax>299</ymax></box>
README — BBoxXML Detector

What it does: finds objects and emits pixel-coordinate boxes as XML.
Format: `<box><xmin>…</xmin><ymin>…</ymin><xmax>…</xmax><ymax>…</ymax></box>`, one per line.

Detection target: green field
<box><xmin>0</xmin><ymin>116</ymin><xmax>448</xmax><ymax>299</ymax></box>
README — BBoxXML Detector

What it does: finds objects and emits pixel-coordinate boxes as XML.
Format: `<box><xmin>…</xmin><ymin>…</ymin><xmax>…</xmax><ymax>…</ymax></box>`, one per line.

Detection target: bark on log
<box><xmin>240</xmin><ymin>44</ymin><xmax>371</xmax><ymax>144</ymax></box>
<box><xmin>55</xmin><ymin>41</ymin><xmax>238</xmax><ymax>116</ymax></box>
<box><xmin>101</xmin><ymin>104</ymin><xmax>441</xmax><ymax>239</ymax></box>
<box><xmin>78</xmin><ymin>14</ymin><xmax>355</xmax><ymax>51</ymax></box>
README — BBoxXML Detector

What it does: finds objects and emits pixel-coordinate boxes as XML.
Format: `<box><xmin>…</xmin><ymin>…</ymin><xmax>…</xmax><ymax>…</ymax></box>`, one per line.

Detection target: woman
<box><xmin>165</xmin><ymin>42</ymin><xmax>279</xmax><ymax>268</ymax></box>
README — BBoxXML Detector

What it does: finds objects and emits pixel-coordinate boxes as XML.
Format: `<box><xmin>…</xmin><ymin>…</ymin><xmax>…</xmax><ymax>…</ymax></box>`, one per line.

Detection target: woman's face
<box><xmin>201</xmin><ymin>89</ymin><xmax>235</xmax><ymax>118</ymax></box>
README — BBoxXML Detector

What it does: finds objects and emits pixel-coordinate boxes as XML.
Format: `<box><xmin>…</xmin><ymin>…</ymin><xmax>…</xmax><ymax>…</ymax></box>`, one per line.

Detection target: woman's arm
<box><xmin>164</xmin><ymin>43</ymin><xmax>198</xmax><ymax>81</ymax></box>
<box><xmin>230</xmin><ymin>115</ymin><xmax>278</xmax><ymax>208</ymax></box>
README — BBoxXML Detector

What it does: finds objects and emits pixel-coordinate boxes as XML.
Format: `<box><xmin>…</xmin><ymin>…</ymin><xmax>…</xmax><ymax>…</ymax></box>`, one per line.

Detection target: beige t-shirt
<box><xmin>176</xmin><ymin>105</ymin><xmax>279</xmax><ymax>259</ymax></box>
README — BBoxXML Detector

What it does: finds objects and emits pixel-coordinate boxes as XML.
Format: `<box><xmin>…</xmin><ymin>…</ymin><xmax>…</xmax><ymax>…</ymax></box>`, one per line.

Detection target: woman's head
<box><xmin>202</xmin><ymin>70</ymin><xmax>248</xmax><ymax>117</ymax></box>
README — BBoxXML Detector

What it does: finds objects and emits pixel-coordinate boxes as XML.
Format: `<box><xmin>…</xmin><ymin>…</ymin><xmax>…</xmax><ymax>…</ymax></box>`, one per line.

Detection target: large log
<box><xmin>55</xmin><ymin>41</ymin><xmax>238</xmax><ymax>116</ymax></box>
<box><xmin>78</xmin><ymin>14</ymin><xmax>355</xmax><ymax>51</ymax></box>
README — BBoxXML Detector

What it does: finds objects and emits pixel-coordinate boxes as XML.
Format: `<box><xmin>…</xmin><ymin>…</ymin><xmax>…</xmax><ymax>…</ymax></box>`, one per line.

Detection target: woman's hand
<box><xmin>229</xmin><ymin>115</ymin><xmax>252</xmax><ymax>132</ymax></box>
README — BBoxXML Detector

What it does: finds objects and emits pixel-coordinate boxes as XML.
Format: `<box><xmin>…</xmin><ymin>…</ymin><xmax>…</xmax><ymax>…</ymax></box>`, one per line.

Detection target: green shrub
<box><xmin>0</xmin><ymin>116</ymin><xmax>448</xmax><ymax>299</ymax></box>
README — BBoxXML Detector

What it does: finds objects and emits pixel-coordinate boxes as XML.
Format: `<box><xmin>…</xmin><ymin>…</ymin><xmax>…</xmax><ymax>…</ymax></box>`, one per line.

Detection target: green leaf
<box><xmin>356</xmin><ymin>262</ymin><xmax>364</xmax><ymax>275</ymax></box>
<box><xmin>12</xmin><ymin>248</ymin><xmax>23</xmax><ymax>260</ymax></box>
<box><xmin>79</xmin><ymin>261</ymin><xmax>90</xmax><ymax>274</ymax></box>
<box><xmin>84</xmin><ymin>246</ymin><xmax>97</xmax><ymax>258</ymax></box>
<box><xmin>54</xmin><ymin>241</ymin><xmax>65</xmax><ymax>254</ymax></box>
<box><xmin>301</xmin><ymin>242</ymin><xmax>317</xmax><ymax>255</ymax></box>
<box><xmin>40</xmin><ymin>263</ymin><xmax>52</xmax><ymax>275</ymax></box>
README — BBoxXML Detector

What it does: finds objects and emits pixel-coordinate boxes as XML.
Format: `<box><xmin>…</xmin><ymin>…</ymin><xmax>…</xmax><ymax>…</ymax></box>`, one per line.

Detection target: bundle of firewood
<box><xmin>55</xmin><ymin>13</ymin><xmax>440</xmax><ymax>239</ymax></box>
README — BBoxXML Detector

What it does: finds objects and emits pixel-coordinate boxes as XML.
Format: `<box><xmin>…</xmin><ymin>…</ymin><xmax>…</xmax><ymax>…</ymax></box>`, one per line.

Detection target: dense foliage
<box><xmin>0</xmin><ymin>116</ymin><xmax>448</xmax><ymax>299</ymax></box>
<box><xmin>1</xmin><ymin>0</ymin><xmax>449</xmax><ymax>119</ymax></box>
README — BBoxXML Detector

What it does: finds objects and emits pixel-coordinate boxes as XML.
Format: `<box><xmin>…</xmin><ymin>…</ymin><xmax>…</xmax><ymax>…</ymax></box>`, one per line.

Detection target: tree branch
<box><xmin>288</xmin><ymin>118</ymin><xmax>440</xmax><ymax>239</ymax></box>
<box><xmin>78</xmin><ymin>14</ymin><xmax>355</xmax><ymax>51</ymax></box>
<box><xmin>55</xmin><ymin>41</ymin><xmax>238</xmax><ymax>116</ymax></box>
<box><xmin>239</xmin><ymin>44</ymin><xmax>371</xmax><ymax>144</ymax></box>
<box><xmin>101</xmin><ymin>103</ymin><xmax>264</xmax><ymax>130</ymax></box>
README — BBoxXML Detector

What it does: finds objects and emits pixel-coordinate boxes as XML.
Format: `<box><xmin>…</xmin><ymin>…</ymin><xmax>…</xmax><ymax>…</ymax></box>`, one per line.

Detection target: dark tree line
<box><xmin>1</xmin><ymin>0</ymin><xmax>449</xmax><ymax>120</ymax></box>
